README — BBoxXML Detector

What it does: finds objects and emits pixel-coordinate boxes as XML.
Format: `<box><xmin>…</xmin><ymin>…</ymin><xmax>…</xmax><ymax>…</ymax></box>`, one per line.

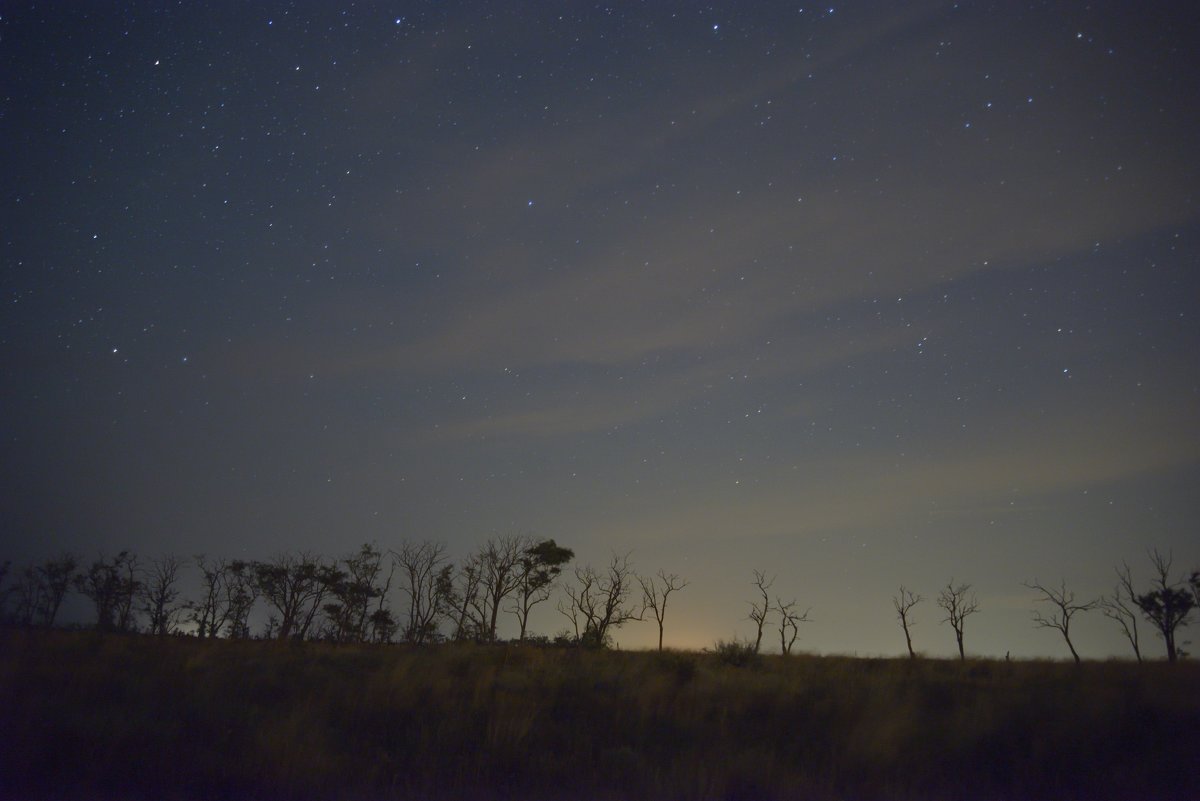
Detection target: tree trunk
<box><xmin>488</xmin><ymin>601</ymin><xmax>500</xmax><ymax>642</ymax></box>
<box><xmin>1066</xmin><ymin>636</ymin><xmax>1080</xmax><ymax>664</ymax></box>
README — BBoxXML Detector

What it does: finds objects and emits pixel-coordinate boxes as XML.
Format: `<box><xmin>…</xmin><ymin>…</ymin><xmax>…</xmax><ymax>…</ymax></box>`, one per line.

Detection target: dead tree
<box><xmin>472</xmin><ymin>536</ymin><xmax>525</xmax><ymax>642</ymax></box>
<box><xmin>446</xmin><ymin>553</ymin><xmax>485</xmax><ymax>641</ymax></box>
<box><xmin>223</xmin><ymin>560</ymin><xmax>259</xmax><ymax>639</ymax></box>
<box><xmin>748</xmin><ymin>570</ymin><xmax>774</xmax><ymax>654</ymax></box>
<box><xmin>1099</xmin><ymin>562</ymin><xmax>1142</xmax><ymax>662</ymax></box>
<box><xmin>188</xmin><ymin>555</ymin><xmax>231</xmax><ymax>638</ymax></box>
<box><xmin>141</xmin><ymin>555</ymin><xmax>187</xmax><ymax>635</ymax></box>
<box><xmin>253</xmin><ymin>552</ymin><xmax>337</xmax><ymax>640</ymax></box>
<box><xmin>74</xmin><ymin>551</ymin><xmax>141</xmax><ymax>632</ymax></box>
<box><xmin>936</xmin><ymin>580</ymin><xmax>979</xmax><ymax>660</ymax></box>
<box><xmin>394</xmin><ymin>540</ymin><xmax>448</xmax><ymax>644</ymax></box>
<box><xmin>557</xmin><ymin>552</ymin><xmax>640</xmax><ymax>647</ymax></box>
<box><xmin>1024</xmin><ymin>578</ymin><xmax>1097</xmax><ymax>664</ymax></box>
<box><xmin>776</xmin><ymin>597</ymin><xmax>811</xmax><ymax>655</ymax></box>
<box><xmin>893</xmin><ymin>585</ymin><xmax>923</xmax><ymax>658</ymax></box>
<box><xmin>639</xmin><ymin>569</ymin><xmax>688</xmax><ymax>651</ymax></box>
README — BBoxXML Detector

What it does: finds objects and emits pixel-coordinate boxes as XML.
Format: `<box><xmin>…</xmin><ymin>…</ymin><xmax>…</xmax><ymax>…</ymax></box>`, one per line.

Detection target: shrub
<box><xmin>713</xmin><ymin>638</ymin><xmax>758</xmax><ymax>668</ymax></box>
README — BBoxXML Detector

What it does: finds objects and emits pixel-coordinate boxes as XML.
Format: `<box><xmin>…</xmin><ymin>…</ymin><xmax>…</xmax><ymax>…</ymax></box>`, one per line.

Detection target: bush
<box><xmin>713</xmin><ymin>638</ymin><xmax>758</xmax><ymax>668</ymax></box>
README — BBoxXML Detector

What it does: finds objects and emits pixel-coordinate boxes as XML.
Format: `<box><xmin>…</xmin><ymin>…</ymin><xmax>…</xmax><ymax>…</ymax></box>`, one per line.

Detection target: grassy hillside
<box><xmin>0</xmin><ymin>629</ymin><xmax>1196</xmax><ymax>800</ymax></box>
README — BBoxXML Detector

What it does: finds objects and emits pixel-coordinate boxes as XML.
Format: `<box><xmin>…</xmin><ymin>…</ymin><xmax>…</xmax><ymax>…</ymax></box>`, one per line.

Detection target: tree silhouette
<box><xmin>142</xmin><ymin>555</ymin><xmax>186</xmax><ymax>636</ymax></box>
<box><xmin>473</xmin><ymin>537</ymin><xmax>525</xmax><ymax>642</ymax></box>
<box><xmin>1099</xmin><ymin>562</ymin><xmax>1142</xmax><ymax>662</ymax></box>
<box><xmin>1134</xmin><ymin>549</ymin><xmax>1194</xmax><ymax>662</ymax></box>
<box><xmin>748</xmin><ymin>570</ymin><xmax>774</xmax><ymax>654</ymax></box>
<box><xmin>394</xmin><ymin>540</ymin><xmax>448</xmax><ymax>644</ymax></box>
<box><xmin>74</xmin><ymin>551</ymin><xmax>140</xmax><ymax>631</ymax></box>
<box><xmin>223</xmin><ymin>560</ymin><xmax>258</xmax><ymax>639</ymax></box>
<box><xmin>936</xmin><ymin>580</ymin><xmax>979</xmax><ymax>660</ymax></box>
<box><xmin>893</xmin><ymin>585</ymin><xmax>923</xmax><ymax>658</ymax></box>
<box><xmin>775</xmin><ymin>597</ymin><xmax>811</xmax><ymax>655</ymax></box>
<box><xmin>509</xmin><ymin>538</ymin><xmax>574</xmax><ymax>642</ymax></box>
<box><xmin>558</xmin><ymin>552</ymin><xmax>639</xmax><ymax>647</ymax></box>
<box><xmin>1024</xmin><ymin>578</ymin><xmax>1096</xmax><ymax>664</ymax></box>
<box><xmin>445</xmin><ymin>553</ymin><xmax>484</xmax><ymax>641</ymax></box>
<box><xmin>321</xmin><ymin>544</ymin><xmax>391</xmax><ymax>643</ymax></box>
<box><xmin>188</xmin><ymin>555</ymin><xmax>232</xmax><ymax>638</ymax></box>
<box><xmin>253</xmin><ymin>552</ymin><xmax>337</xmax><ymax>640</ymax></box>
<box><xmin>639</xmin><ymin>568</ymin><xmax>688</xmax><ymax>651</ymax></box>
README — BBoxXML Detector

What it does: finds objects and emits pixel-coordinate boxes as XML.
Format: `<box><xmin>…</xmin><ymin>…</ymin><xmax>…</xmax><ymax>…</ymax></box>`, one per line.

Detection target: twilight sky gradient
<box><xmin>3</xmin><ymin>1</ymin><xmax>1198</xmax><ymax>657</ymax></box>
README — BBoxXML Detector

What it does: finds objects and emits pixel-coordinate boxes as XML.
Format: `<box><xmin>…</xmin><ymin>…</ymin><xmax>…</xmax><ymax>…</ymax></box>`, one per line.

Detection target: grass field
<box><xmin>1</xmin><ymin>629</ymin><xmax>1197</xmax><ymax>800</ymax></box>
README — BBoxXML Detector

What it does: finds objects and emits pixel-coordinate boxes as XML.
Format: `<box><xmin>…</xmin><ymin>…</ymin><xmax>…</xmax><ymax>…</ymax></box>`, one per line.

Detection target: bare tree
<box><xmin>472</xmin><ymin>536</ymin><xmax>525</xmax><ymax>642</ymax></box>
<box><xmin>10</xmin><ymin>553</ymin><xmax>79</xmax><ymax>627</ymax></box>
<box><xmin>1134</xmin><ymin>549</ymin><xmax>1195</xmax><ymax>662</ymax></box>
<box><xmin>509</xmin><ymin>539</ymin><xmax>574</xmax><ymax>642</ymax></box>
<box><xmin>776</xmin><ymin>597</ymin><xmax>811</xmax><ymax>655</ymax></box>
<box><xmin>558</xmin><ymin>552</ymin><xmax>640</xmax><ymax>647</ymax></box>
<box><xmin>936</xmin><ymin>580</ymin><xmax>979</xmax><ymax>660</ymax></box>
<box><xmin>11</xmin><ymin>567</ymin><xmax>44</xmax><ymax>626</ymax></box>
<box><xmin>893</xmin><ymin>586</ymin><xmax>923</xmax><ymax>658</ymax></box>
<box><xmin>370</xmin><ymin>553</ymin><xmax>399</xmax><ymax>643</ymax></box>
<box><xmin>1099</xmin><ymin>562</ymin><xmax>1142</xmax><ymax>662</ymax></box>
<box><xmin>141</xmin><ymin>555</ymin><xmax>187</xmax><ymax>635</ymax></box>
<box><xmin>253</xmin><ymin>552</ymin><xmax>337</xmax><ymax>640</ymax></box>
<box><xmin>394</xmin><ymin>540</ymin><xmax>448</xmax><ymax>644</ymax></box>
<box><xmin>556</xmin><ymin>569</ymin><xmax>588</xmax><ymax>642</ymax></box>
<box><xmin>748</xmin><ymin>570</ymin><xmax>774</xmax><ymax>654</ymax></box>
<box><xmin>638</xmin><ymin>569</ymin><xmax>688</xmax><ymax>651</ymax></box>
<box><xmin>74</xmin><ymin>551</ymin><xmax>141</xmax><ymax>632</ymax></box>
<box><xmin>1024</xmin><ymin>578</ymin><xmax>1097</xmax><ymax>664</ymax></box>
<box><xmin>188</xmin><ymin>555</ymin><xmax>232</xmax><ymax>638</ymax></box>
<box><xmin>215</xmin><ymin>560</ymin><xmax>254</xmax><ymax>639</ymax></box>
<box><xmin>445</xmin><ymin>553</ymin><xmax>485</xmax><ymax>641</ymax></box>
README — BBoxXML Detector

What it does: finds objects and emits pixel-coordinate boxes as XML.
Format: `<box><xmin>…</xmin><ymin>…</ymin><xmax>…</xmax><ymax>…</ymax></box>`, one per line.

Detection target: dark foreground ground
<box><xmin>0</xmin><ymin>629</ymin><xmax>1197</xmax><ymax>800</ymax></box>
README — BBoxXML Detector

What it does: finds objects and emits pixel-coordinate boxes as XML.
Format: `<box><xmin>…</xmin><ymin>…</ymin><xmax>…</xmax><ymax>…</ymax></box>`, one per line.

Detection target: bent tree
<box><xmin>1024</xmin><ymin>578</ymin><xmax>1097</xmax><ymax>664</ymax></box>
<box><xmin>748</xmin><ymin>570</ymin><xmax>774</xmax><ymax>654</ymax></box>
<box><xmin>1100</xmin><ymin>562</ymin><xmax>1143</xmax><ymax>662</ymax></box>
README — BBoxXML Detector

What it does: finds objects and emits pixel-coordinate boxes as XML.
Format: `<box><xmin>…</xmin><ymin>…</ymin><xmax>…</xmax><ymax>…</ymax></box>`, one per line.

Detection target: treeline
<box><xmin>2</xmin><ymin>542</ymin><xmax>1197</xmax><ymax>660</ymax></box>
<box><xmin>0</xmin><ymin>539</ymin><xmax>690</xmax><ymax>649</ymax></box>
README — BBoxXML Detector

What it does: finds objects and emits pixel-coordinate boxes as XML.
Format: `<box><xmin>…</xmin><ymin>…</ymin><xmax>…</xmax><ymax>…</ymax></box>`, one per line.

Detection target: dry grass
<box><xmin>0</xmin><ymin>629</ymin><xmax>1197</xmax><ymax>800</ymax></box>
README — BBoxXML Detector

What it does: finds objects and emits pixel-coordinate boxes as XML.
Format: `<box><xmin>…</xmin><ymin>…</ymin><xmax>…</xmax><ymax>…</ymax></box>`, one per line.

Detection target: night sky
<box><xmin>3</xmin><ymin>1</ymin><xmax>1198</xmax><ymax>657</ymax></box>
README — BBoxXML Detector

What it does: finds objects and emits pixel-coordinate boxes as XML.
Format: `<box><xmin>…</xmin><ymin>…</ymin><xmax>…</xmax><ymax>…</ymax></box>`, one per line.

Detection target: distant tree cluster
<box><xmin>891</xmin><ymin>548</ymin><xmax>1198</xmax><ymax>662</ymax></box>
<box><xmin>0</xmin><ymin>539</ymin><xmax>693</xmax><ymax>650</ymax></box>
